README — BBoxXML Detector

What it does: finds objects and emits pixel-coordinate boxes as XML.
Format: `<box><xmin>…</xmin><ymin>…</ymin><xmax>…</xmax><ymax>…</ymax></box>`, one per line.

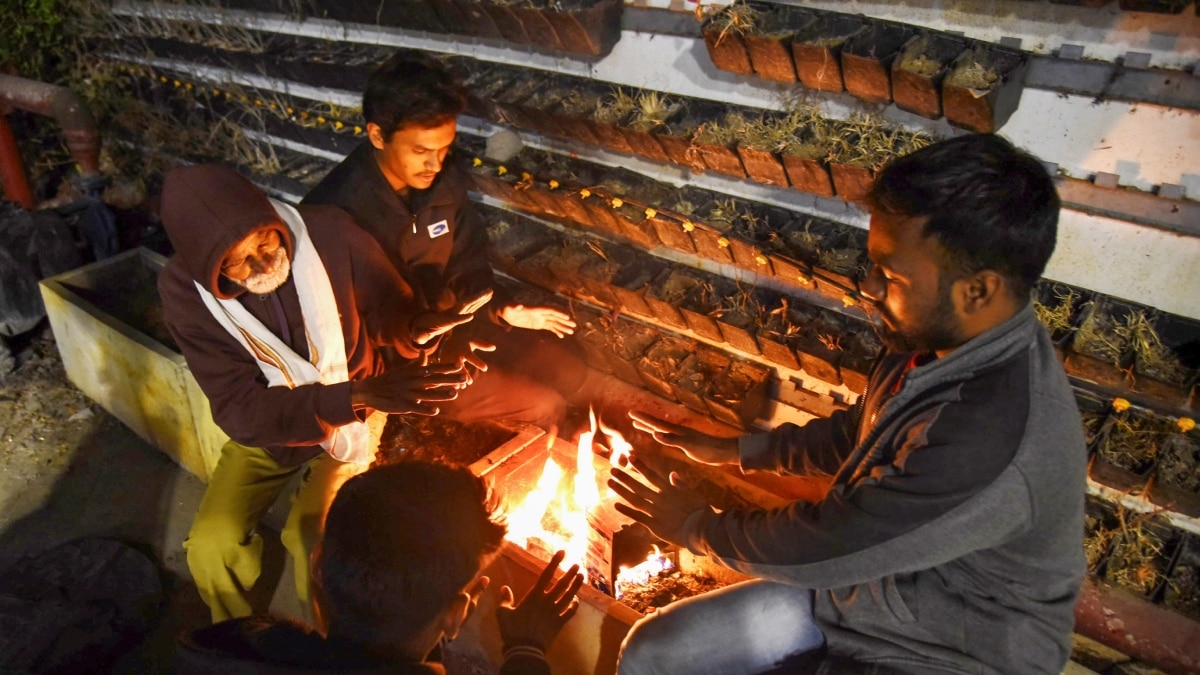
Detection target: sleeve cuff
<box><xmin>738</xmin><ymin>432</ymin><xmax>776</xmax><ymax>471</ymax></box>
<box><xmin>683</xmin><ymin>507</ymin><xmax>716</xmax><ymax>556</ymax></box>
<box><xmin>316</xmin><ymin>380</ymin><xmax>359</xmax><ymax>427</ymax></box>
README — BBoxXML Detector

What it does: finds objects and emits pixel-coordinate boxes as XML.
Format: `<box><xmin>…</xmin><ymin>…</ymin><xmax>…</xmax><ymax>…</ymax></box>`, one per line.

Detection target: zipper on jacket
<box><xmin>411</xmin><ymin>215</ymin><xmax>417</xmax><ymax>234</ymax></box>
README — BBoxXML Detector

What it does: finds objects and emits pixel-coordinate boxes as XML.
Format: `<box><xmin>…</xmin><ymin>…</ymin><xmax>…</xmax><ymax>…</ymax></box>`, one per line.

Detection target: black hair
<box><xmin>363</xmin><ymin>50</ymin><xmax>468</xmax><ymax>138</ymax></box>
<box><xmin>315</xmin><ymin>461</ymin><xmax>506</xmax><ymax>648</ymax></box>
<box><xmin>866</xmin><ymin>133</ymin><xmax>1060</xmax><ymax>301</ymax></box>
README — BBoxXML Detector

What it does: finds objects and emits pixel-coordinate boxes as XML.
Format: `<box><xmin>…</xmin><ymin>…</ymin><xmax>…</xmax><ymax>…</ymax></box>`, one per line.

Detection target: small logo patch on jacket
<box><xmin>427</xmin><ymin>220</ymin><xmax>450</xmax><ymax>238</ymax></box>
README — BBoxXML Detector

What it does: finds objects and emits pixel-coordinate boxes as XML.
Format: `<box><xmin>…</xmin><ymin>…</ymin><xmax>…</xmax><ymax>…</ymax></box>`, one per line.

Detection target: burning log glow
<box><xmin>500</xmin><ymin>408</ymin><xmax>662</xmax><ymax>597</ymax></box>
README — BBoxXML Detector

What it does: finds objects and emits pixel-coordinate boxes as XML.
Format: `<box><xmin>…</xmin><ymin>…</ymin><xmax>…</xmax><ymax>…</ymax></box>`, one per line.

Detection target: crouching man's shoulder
<box><xmin>176</xmin><ymin>616</ymin><xmax>445</xmax><ymax>674</ymax></box>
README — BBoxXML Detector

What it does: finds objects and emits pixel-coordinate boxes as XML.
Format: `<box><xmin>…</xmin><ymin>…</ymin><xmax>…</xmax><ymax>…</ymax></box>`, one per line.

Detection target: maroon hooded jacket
<box><xmin>157</xmin><ymin>166</ymin><xmax>420</xmax><ymax>466</ymax></box>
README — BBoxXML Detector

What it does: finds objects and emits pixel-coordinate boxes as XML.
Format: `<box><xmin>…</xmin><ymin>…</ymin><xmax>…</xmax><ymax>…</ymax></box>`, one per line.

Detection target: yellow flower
<box><xmin>173</xmin><ymin>80</ymin><xmax>180</xmax><ymax>87</ymax></box>
<box><xmin>842</xmin><ymin>294</ymin><xmax>856</xmax><ymax>307</ymax></box>
<box><xmin>645</xmin><ymin>207</ymin><xmax>657</xmax><ymax>218</ymax></box>
<box><xmin>717</xmin><ymin>237</ymin><xmax>730</xmax><ymax>248</ymax></box>
<box><xmin>287</xmin><ymin>108</ymin><xmax>294</xmax><ymax>115</ymax></box>
<box><xmin>1179</xmin><ymin>418</ymin><xmax>1196</xmax><ymax>433</ymax></box>
<box><xmin>522</xmin><ymin>172</ymin><xmax>532</xmax><ymax>181</ymax></box>
<box><xmin>1112</xmin><ymin>397</ymin><xmax>1130</xmax><ymax>413</ymax></box>
<box><xmin>159</xmin><ymin>76</ymin><xmax>168</xmax><ymax>82</ymax></box>
<box><xmin>580</xmin><ymin>188</ymin><xmax>591</xmax><ymax>199</ymax></box>
<box><xmin>334</xmin><ymin>120</ymin><xmax>344</xmax><ymax>130</ymax></box>
<box><xmin>498</xmin><ymin>165</ymin><xmax>508</xmax><ymax>176</ymax></box>
<box><xmin>472</xmin><ymin>158</ymin><xmax>483</xmax><ymax>167</ymax></box>
<box><xmin>755</xmin><ymin>254</ymin><xmax>769</xmax><ymax>266</ymax></box>
<box><xmin>682</xmin><ymin>220</ymin><xmax>694</xmax><ymax>232</ymax></box>
<box><xmin>611</xmin><ymin>197</ymin><xmax>623</xmax><ymax>208</ymax></box>
<box><xmin>797</xmin><ymin>272</ymin><xmax>812</xmax><ymax>285</ymax></box>
<box><xmin>548</xmin><ymin>179</ymin><xmax>560</xmax><ymax>190</ymax></box>
<box><xmin>354</xmin><ymin>125</ymin><xmax>363</xmax><ymax>135</ymax></box>
<box><xmin>184</xmin><ymin>83</ymin><xmax>193</xmax><ymax>90</ymax></box>
<box><xmin>255</xmin><ymin>99</ymin><xmax>263</xmax><ymax>106</ymax></box>
<box><xmin>316</xmin><ymin>116</ymin><xmax>326</xmax><ymax>125</ymax></box>
<box><xmin>212</xmin><ymin>89</ymin><xmax>220</xmax><ymax>96</ymax></box>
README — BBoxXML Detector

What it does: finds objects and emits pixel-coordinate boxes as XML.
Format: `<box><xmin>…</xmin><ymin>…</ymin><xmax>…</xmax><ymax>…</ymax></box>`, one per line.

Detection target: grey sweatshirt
<box><xmin>685</xmin><ymin>306</ymin><xmax>1087</xmax><ymax>674</ymax></box>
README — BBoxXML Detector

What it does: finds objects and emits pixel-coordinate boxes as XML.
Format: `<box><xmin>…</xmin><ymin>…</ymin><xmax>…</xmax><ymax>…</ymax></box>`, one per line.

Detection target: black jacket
<box><xmin>176</xmin><ymin>616</ymin><xmax>551</xmax><ymax>675</ymax></box>
<box><xmin>303</xmin><ymin>143</ymin><xmax>496</xmax><ymax>314</ymax></box>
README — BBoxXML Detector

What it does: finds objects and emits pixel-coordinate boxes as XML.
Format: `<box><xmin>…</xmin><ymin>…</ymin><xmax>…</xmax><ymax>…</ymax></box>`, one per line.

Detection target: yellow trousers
<box><xmin>183</xmin><ymin>439</ymin><xmax>367</xmax><ymax>623</ymax></box>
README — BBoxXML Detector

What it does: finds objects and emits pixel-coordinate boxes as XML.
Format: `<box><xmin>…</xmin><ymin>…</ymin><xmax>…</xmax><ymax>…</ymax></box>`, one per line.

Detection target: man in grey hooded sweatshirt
<box><xmin>611</xmin><ymin>134</ymin><xmax>1086</xmax><ymax>675</ymax></box>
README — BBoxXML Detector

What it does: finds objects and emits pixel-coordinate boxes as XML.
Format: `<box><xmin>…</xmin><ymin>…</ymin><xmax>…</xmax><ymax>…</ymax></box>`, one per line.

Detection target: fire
<box><xmin>616</xmin><ymin>545</ymin><xmax>676</xmax><ymax>599</ymax></box>
<box><xmin>501</xmin><ymin>408</ymin><xmax>653</xmax><ymax>595</ymax></box>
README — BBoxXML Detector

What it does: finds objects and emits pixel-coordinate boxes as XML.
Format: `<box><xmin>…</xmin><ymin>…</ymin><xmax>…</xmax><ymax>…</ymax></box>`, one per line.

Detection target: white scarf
<box><xmin>194</xmin><ymin>199</ymin><xmax>372</xmax><ymax>465</ymax></box>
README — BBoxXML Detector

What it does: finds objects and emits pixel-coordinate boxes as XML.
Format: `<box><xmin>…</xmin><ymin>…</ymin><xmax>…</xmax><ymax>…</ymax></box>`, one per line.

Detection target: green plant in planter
<box><xmin>1119</xmin><ymin>311</ymin><xmax>1186</xmax><ymax>385</ymax></box>
<box><xmin>897</xmin><ymin>36</ymin><xmax>942</xmax><ymax>77</ymax></box>
<box><xmin>702</xmin><ymin>0</ymin><xmax>761</xmax><ymax>45</ymax></box>
<box><xmin>1105</xmin><ymin>507</ymin><xmax>1171</xmax><ymax>597</ymax></box>
<box><xmin>832</xmin><ymin>114</ymin><xmax>933</xmax><ymax>170</ymax></box>
<box><xmin>694</xmin><ymin>112</ymin><xmax>749</xmax><ymax>146</ymax></box>
<box><xmin>594</xmin><ymin>87</ymin><xmax>638</xmax><ymax>125</ymax></box>
<box><xmin>1074</xmin><ymin>302</ymin><xmax>1128</xmax><ymax>366</ymax></box>
<box><xmin>1098</xmin><ymin>410</ymin><xmax>1176</xmax><ymax>474</ymax></box>
<box><xmin>1034</xmin><ymin>286</ymin><xmax>1080</xmax><ymax>338</ymax></box>
<box><xmin>780</xmin><ymin>107</ymin><xmax>840</xmax><ymax>159</ymax></box>
<box><xmin>626</xmin><ymin>92</ymin><xmax>679</xmax><ymax>133</ymax></box>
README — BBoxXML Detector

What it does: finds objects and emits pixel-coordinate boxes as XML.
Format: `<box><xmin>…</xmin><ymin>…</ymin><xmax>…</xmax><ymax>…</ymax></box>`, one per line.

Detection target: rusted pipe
<box><xmin>0</xmin><ymin>74</ymin><xmax>100</xmax><ymax>176</ymax></box>
<box><xmin>0</xmin><ymin>114</ymin><xmax>35</xmax><ymax>208</ymax></box>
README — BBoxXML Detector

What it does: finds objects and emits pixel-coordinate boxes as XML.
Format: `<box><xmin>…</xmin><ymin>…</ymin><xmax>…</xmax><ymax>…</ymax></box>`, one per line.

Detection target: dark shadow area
<box><xmin>0</xmin><ymin>397</ymin><xmax>287</xmax><ymax>671</ymax></box>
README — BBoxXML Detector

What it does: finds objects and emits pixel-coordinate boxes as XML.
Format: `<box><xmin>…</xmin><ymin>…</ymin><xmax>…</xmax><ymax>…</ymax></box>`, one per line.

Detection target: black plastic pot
<box><xmin>701</xmin><ymin>8</ymin><xmax>755</xmax><ymax>76</ymax></box>
<box><xmin>840</xmin><ymin>20</ymin><xmax>916</xmax><ymax>104</ymax></box>
<box><xmin>892</xmin><ymin>33</ymin><xmax>966</xmax><ymax>120</ymax></box>
<box><xmin>781</xmin><ymin>150</ymin><xmax>835</xmax><ymax>197</ymax></box>
<box><xmin>942</xmin><ymin>45</ymin><xmax>1029</xmax><ymax>133</ymax></box>
<box><xmin>741</xmin><ymin>5</ymin><xmax>812</xmax><ymax>83</ymax></box>
<box><xmin>542</xmin><ymin>0</ymin><xmax>623</xmax><ymax>57</ymax></box>
<box><xmin>736</xmin><ymin>143</ymin><xmax>790</xmax><ymax>188</ymax></box>
<box><xmin>829</xmin><ymin>162</ymin><xmax>875</xmax><ymax>203</ymax></box>
<box><xmin>791</xmin><ymin>12</ymin><xmax>866</xmax><ymax>92</ymax></box>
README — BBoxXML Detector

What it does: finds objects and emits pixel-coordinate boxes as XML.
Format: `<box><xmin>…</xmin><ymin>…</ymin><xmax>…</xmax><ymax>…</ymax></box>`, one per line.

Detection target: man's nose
<box><xmin>861</xmin><ymin>266</ymin><xmax>885</xmax><ymax>303</ymax></box>
<box><xmin>425</xmin><ymin>154</ymin><xmax>442</xmax><ymax>171</ymax></box>
<box><xmin>248</xmin><ymin>252</ymin><xmax>274</xmax><ymax>274</ymax></box>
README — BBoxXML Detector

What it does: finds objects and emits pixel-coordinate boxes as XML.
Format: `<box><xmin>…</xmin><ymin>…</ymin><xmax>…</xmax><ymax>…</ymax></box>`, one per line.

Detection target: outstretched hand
<box><xmin>628</xmin><ymin>411</ymin><xmax>740</xmax><ymax>466</ymax></box>
<box><xmin>351</xmin><ymin>361</ymin><xmax>468</xmax><ymax>415</ymax></box>
<box><xmin>412</xmin><ymin>289</ymin><xmax>495</xmax><ymax>345</ymax></box>
<box><xmin>499</xmin><ymin>304</ymin><xmax>577</xmax><ymax>338</ymax></box>
<box><xmin>608</xmin><ymin>454</ymin><xmax>713</xmax><ymax>549</ymax></box>
<box><xmin>496</xmin><ymin>550</ymin><xmax>583</xmax><ymax>654</ymax></box>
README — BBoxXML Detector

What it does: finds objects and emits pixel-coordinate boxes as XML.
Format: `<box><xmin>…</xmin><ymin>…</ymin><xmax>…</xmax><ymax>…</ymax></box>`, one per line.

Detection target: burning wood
<box><xmin>497</xmin><ymin>408</ymin><xmax>678</xmax><ymax>599</ymax></box>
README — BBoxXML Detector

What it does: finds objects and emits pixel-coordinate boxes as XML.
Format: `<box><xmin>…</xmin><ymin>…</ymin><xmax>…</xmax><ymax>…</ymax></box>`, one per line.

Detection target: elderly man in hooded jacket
<box><xmin>158</xmin><ymin>165</ymin><xmax>484</xmax><ymax>623</ymax></box>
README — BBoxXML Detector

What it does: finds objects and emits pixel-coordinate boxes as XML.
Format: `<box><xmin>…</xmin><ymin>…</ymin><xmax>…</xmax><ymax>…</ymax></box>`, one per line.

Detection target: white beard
<box><xmin>235</xmin><ymin>247</ymin><xmax>291</xmax><ymax>295</ymax></box>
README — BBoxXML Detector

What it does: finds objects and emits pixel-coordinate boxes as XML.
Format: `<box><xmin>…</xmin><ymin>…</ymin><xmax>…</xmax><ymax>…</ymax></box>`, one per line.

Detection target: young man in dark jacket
<box><xmin>159</xmin><ymin>166</ymin><xmax>479</xmax><ymax>624</ymax></box>
<box><xmin>177</xmin><ymin>461</ymin><xmax>584</xmax><ymax>675</ymax></box>
<box><xmin>610</xmin><ymin>134</ymin><xmax>1087</xmax><ymax>675</ymax></box>
<box><xmin>302</xmin><ymin>51</ymin><xmax>587</xmax><ymax>431</ymax></box>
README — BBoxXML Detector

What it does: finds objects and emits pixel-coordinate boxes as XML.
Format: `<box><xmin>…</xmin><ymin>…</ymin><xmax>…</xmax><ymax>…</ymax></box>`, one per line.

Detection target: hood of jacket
<box><xmin>160</xmin><ymin>165</ymin><xmax>295</xmax><ymax>299</ymax></box>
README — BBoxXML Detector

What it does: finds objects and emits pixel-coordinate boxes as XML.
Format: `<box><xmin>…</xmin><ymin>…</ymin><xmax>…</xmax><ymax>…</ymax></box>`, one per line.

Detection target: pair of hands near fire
<box><xmin>355</xmin><ymin>291</ymin><xmax>497</xmax><ymax>415</ymax></box>
<box><xmin>499</xmin><ymin>304</ymin><xmax>576</xmax><ymax>339</ymax></box>
<box><xmin>460</xmin><ymin>551</ymin><xmax>583</xmax><ymax>655</ymax></box>
<box><xmin>607</xmin><ymin>412</ymin><xmax>738</xmax><ymax>548</ymax></box>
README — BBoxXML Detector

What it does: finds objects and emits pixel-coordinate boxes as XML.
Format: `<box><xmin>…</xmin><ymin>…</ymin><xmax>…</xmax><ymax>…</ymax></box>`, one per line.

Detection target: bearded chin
<box><xmin>238</xmin><ymin>249</ymin><xmax>291</xmax><ymax>295</ymax></box>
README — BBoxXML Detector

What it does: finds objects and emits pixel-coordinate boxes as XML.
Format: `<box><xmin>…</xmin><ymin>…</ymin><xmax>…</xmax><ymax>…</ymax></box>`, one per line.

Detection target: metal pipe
<box><xmin>0</xmin><ymin>74</ymin><xmax>100</xmax><ymax>176</ymax></box>
<box><xmin>0</xmin><ymin>114</ymin><xmax>35</xmax><ymax>208</ymax></box>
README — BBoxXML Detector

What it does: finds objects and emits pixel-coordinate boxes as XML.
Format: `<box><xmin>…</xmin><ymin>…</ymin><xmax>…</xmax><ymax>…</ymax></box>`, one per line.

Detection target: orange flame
<box><xmin>501</xmin><ymin>407</ymin><xmax>668</xmax><ymax>595</ymax></box>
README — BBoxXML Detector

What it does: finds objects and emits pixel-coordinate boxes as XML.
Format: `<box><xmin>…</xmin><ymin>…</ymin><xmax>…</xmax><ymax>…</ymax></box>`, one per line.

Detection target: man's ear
<box><xmin>957</xmin><ymin>270</ymin><xmax>1006</xmax><ymax>315</ymax></box>
<box><xmin>367</xmin><ymin>123</ymin><xmax>387</xmax><ymax>151</ymax></box>
<box><xmin>439</xmin><ymin>591</ymin><xmax>472</xmax><ymax>642</ymax></box>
